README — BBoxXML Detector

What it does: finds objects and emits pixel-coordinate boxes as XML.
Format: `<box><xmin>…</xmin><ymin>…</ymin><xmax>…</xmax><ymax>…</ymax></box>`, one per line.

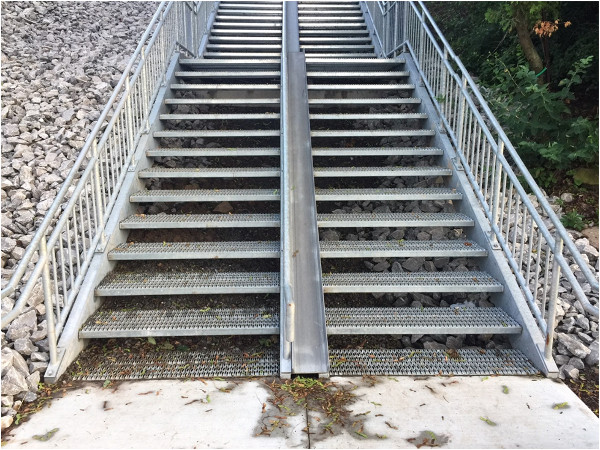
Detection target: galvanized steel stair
<box><xmin>73</xmin><ymin>1</ymin><xmax>538</xmax><ymax>379</ymax></box>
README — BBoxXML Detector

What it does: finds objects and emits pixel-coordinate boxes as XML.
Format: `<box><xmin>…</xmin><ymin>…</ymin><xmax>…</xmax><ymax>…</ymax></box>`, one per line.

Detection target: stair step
<box><xmin>300</xmin><ymin>30</ymin><xmax>369</xmax><ymax>36</ymax></box>
<box><xmin>80</xmin><ymin>307</ymin><xmax>279</xmax><ymax>338</ymax></box>
<box><xmin>214</xmin><ymin>15</ymin><xmax>283</xmax><ymax>21</ymax></box>
<box><xmin>73</xmin><ymin>348</ymin><xmax>280</xmax><ymax>380</ymax></box>
<box><xmin>130</xmin><ymin>189</ymin><xmax>279</xmax><ymax>203</ymax></box>
<box><xmin>299</xmin><ymin>16</ymin><xmax>364</xmax><ymax>22</ymax></box>
<box><xmin>208</xmin><ymin>37</ymin><xmax>282</xmax><ymax>43</ymax></box>
<box><xmin>299</xmin><ymin>4</ymin><xmax>361</xmax><ymax>9</ymax></box>
<box><xmin>311</xmin><ymin>130</ymin><xmax>435</xmax><ymax>137</ymax></box>
<box><xmin>309</xmin><ymin>98</ymin><xmax>420</xmax><ymax>106</ymax></box>
<box><xmin>301</xmin><ymin>45</ymin><xmax>374</xmax><ymax>51</ymax></box>
<box><xmin>179</xmin><ymin>59</ymin><xmax>281</xmax><ymax>69</ymax></box>
<box><xmin>308</xmin><ymin>83</ymin><xmax>414</xmax><ymax>90</ymax></box>
<box><xmin>203</xmin><ymin>52</ymin><xmax>282</xmax><ymax>59</ymax></box>
<box><xmin>301</xmin><ymin>53</ymin><xmax>377</xmax><ymax>58</ymax></box>
<box><xmin>301</xmin><ymin>37</ymin><xmax>372</xmax><ymax>43</ymax></box>
<box><xmin>206</xmin><ymin>44</ymin><xmax>282</xmax><ymax>50</ymax></box>
<box><xmin>322</xmin><ymin>271</ymin><xmax>503</xmax><ymax>293</ymax></box>
<box><xmin>299</xmin><ymin>23</ymin><xmax>366</xmax><ymax>28</ymax></box>
<box><xmin>217</xmin><ymin>10</ymin><xmax>282</xmax><ymax>15</ymax></box>
<box><xmin>212</xmin><ymin>22</ymin><xmax>282</xmax><ymax>28</ymax></box>
<box><xmin>109</xmin><ymin>241</ymin><xmax>279</xmax><ymax>260</ymax></box>
<box><xmin>316</xmin><ymin>212</ymin><xmax>473</xmax><ymax>227</ymax></box>
<box><xmin>175</xmin><ymin>71</ymin><xmax>281</xmax><ymax>78</ymax></box>
<box><xmin>96</xmin><ymin>272</ymin><xmax>280</xmax><ymax>296</ymax></box>
<box><xmin>305</xmin><ymin>58</ymin><xmax>404</xmax><ymax>69</ymax></box>
<box><xmin>329</xmin><ymin>349</ymin><xmax>538</xmax><ymax>376</ymax></box>
<box><xmin>307</xmin><ymin>71</ymin><xmax>409</xmax><ymax>78</ymax></box>
<box><xmin>312</xmin><ymin>166</ymin><xmax>451</xmax><ymax>177</ymax></box>
<box><xmin>310</xmin><ymin>113</ymin><xmax>426</xmax><ymax>119</ymax></box>
<box><xmin>326</xmin><ymin>306</ymin><xmax>520</xmax><ymax>334</ymax></box>
<box><xmin>319</xmin><ymin>240</ymin><xmax>486</xmax><ymax>258</ymax></box>
<box><xmin>298</xmin><ymin>11</ymin><xmax>363</xmax><ymax>16</ymax></box>
<box><xmin>210</xmin><ymin>29</ymin><xmax>282</xmax><ymax>36</ymax></box>
<box><xmin>166</xmin><ymin>98</ymin><xmax>280</xmax><ymax>106</ymax></box>
<box><xmin>138</xmin><ymin>167</ymin><xmax>279</xmax><ymax>179</ymax></box>
<box><xmin>147</xmin><ymin>147</ymin><xmax>280</xmax><ymax>157</ymax></box>
<box><xmin>170</xmin><ymin>83</ymin><xmax>280</xmax><ymax>90</ymax></box>
<box><xmin>160</xmin><ymin>113</ymin><xmax>280</xmax><ymax>120</ymax></box>
<box><xmin>312</xmin><ymin>147</ymin><xmax>441</xmax><ymax>156</ymax></box>
<box><xmin>220</xmin><ymin>3</ymin><xmax>283</xmax><ymax>9</ymax></box>
<box><xmin>154</xmin><ymin>130</ymin><xmax>279</xmax><ymax>138</ymax></box>
<box><xmin>314</xmin><ymin>187</ymin><xmax>461</xmax><ymax>201</ymax></box>
<box><xmin>120</xmin><ymin>213</ymin><xmax>280</xmax><ymax>229</ymax></box>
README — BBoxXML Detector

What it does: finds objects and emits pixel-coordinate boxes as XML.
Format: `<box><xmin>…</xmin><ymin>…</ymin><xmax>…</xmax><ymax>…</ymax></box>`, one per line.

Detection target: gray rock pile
<box><xmin>1</xmin><ymin>1</ymin><xmax>157</xmax><ymax>429</ymax></box>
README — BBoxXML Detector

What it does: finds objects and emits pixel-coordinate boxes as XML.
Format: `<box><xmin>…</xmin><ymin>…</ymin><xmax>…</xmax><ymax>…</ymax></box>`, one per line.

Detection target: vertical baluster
<box><xmin>545</xmin><ymin>235</ymin><xmax>563</xmax><ymax>359</ymax></box>
<box><xmin>498</xmin><ymin>171</ymin><xmax>508</xmax><ymax>238</ymax></box>
<box><xmin>518</xmin><ymin>205</ymin><xmax>527</xmax><ymax>270</ymax></box>
<box><xmin>541</xmin><ymin>243</ymin><xmax>552</xmax><ymax>315</ymax></box>
<box><xmin>504</xmin><ymin>183</ymin><xmax>514</xmax><ymax>242</ymax></box>
<box><xmin>525</xmin><ymin>214</ymin><xmax>535</xmax><ymax>286</ymax></box>
<box><xmin>40</xmin><ymin>238</ymin><xmax>58</xmax><ymax>366</ymax></box>
<box><xmin>532</xmin><ymin>233</ymin><xmax>543</xmax><ymax>304</ymax></box>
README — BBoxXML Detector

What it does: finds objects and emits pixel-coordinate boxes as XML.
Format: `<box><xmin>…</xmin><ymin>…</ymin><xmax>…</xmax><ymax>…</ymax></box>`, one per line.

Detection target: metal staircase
<box><xmin>3</xmin><ymin>1</ymin><xmax>597</xmax><ymax>383</ymax></box>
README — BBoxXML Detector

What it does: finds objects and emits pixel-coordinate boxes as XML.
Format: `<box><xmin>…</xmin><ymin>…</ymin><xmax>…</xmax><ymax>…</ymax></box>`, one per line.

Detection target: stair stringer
<box><xmin>44</xmin><ymin>53</ymin><xmax>182</xmax><ymax>383</ymax></box>
<box><xmin>401</xmin><ymin>53</ymin><xmax>558</xmax><ymax>376</ymax></box>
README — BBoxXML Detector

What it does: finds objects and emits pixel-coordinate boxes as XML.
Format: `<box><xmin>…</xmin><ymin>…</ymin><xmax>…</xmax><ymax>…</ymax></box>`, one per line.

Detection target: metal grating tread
<box><xmin>319</xmin><ymin>240</ymin><xmax>486</xmax><ymax>257</ymax></box>
<box><xmin>96</xmin><ymin>272</ymin><xmax>279</xmax><ymax>296</ymax></box>
<box><xmin>203</xmin><ymin>52</ymin><xmax>282</xmax><ymax>58</ymax></box>
<box><xmin>160</xmin><ymin>113</ymin><xmax>280</xmax><ymax>120</ymax></box>
<box><xmin>120</xmin><ymin>213</ymin><xmax>280</xmax><ymax>229</ymax></box>
<box><xmin>306</xmin><ymin>70</ymin><xmax>409</xmax><ymax>77</ymax></box>
<box><xmin>309</xmin><ymin>98</ymin><xmax>421</xmax><ymax>105</ymax></box>
<box><xmin>314</xmin><ymin>187</ymin><xmax>461</xmax><ymax>201</ymax></box>
<box><xmin>166</xmin><ymin>98</ymin><xmax>280</xmax><ymax>105</ymax></box>
<box><xmin>178</xmin><ymin>59</ymin><xmax>281</xmax><ymax>69</ymax></box>
<box><xmin>313</xmin><ymin>166</ymin><xmax>451</xmax><ymax>177</ymax></box>
<box><xmin>311</xmin><ymin>130</ymin><xmax>436</xmax><ymax>137</ymax></box>
<box><xmin>154</xmin><ymin>130</ymin><xmax>279</xmax><ymax>138</ymax></box>
<box><xmin>170</xmin><ymin>83</ymin><xmax>280</xmax><ymax>90</ymax></box>
<box><xmin>329</xmin><ymin>349</ymin><xmax>538</xmax><ymax>376</ymax></box>
<box><xmin>147</xmin><ymin>147</ymin><xmax>280</xmax><ymax>157</ymax></box>
<box><xmin>138</xmin><ymin>167</ymin><xmax>280</xmax><ymax>178</ymax></box>
<box><xmin>312</xmin><ymin>147</ymin><xmax>442</xmax><ymax>156</ymax></box>
<box><xmin>308</xmin><ymin>83</ymin><xmax>414</xmax><ymax>90</ymax></box>
<box><xmin>72</xmin><ymin>348</ymin><xmax>279</xmax><ymax>380</ymax></box>
<box><xmin>322</xmin><ymin>271</ymin><xmax>503</xmax><ymax>293</ymax></box>
<box><xmin>108</xmin><ymin>241</ymin><xmax>279</xmax><ymax>260</ymax></box>
<box><xmin>316</xmin><ymin>212</ymin><xmax>473</xmax><ymax>227</ymax></box>
<box><xmin>310</xmin><ymin>113</ymin><xmax>426</xmax><ymax>119</ymax></box>
<box><xmin>325</xmin><ymin>306</ymin><xmax>520</xmax><ymax>334</ymax></box>
<box><xmin>80</xmin><ymin>307</ymin><xmax>279</xmax><ymax>338</ymax></box>
<box><xmin>130</xmin><ymin>189</ymin><xmax>279</xmax><ymax>203</ymax></box>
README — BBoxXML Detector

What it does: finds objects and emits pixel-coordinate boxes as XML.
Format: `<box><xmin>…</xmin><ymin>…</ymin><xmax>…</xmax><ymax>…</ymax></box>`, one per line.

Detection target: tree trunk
<box><xmin>513</xmin><ymin>4</ymin><xmax>545</xmax><ymax>83</ymax></box>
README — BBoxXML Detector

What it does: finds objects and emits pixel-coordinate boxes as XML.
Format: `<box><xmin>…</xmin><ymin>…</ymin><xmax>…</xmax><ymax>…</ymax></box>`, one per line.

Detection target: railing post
<box><xmin>490</xmin><ymin>139</ymin><xmax>504</xmax><ymax>247</ymax></box>
<box><xmin>40</xmin><ymin>238</ymin><xmax>58</xmax><ymax>366</ymax></box>
<box><xmin>456</xmin><ymin>75</ymin><xmax>468</xmax><ymax>153</ymax></box>
<box><xmin>544</xmin><ymin>234</ymin><xmax>563</xmax><ymax>359</ymax></box>
<box><xmin>125</xmin><ymin>76</ymin><xmax>136</xmax><ymax>166</ymax></box>
<box><xmin>91</xmin><ymin>140</ymin><xmax>106</xmax><ymax>249</ymax></box>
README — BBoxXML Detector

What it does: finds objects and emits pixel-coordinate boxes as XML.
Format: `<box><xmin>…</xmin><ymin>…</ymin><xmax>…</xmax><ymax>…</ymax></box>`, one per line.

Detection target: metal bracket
<box><xmin>452</xmin><ymin>156</ymin><xmax>464</xmax><ymax>172</ymax></box>
<box><xmin>487</xmin><ymin>231</ymin><xmax>502</xmax><ymax>250</ymax></box>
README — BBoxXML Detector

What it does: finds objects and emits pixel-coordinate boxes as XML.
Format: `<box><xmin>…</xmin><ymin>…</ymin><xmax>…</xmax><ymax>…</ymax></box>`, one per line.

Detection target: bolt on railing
<box><xmin>1</xmin><ymin>2</ymin><xmax>217</xmax><ymax>369</ymax></box>
<box><xmin>363</xmin><ymin>1</ymin><xmax>598</xmax><ymax>358</ymax></box>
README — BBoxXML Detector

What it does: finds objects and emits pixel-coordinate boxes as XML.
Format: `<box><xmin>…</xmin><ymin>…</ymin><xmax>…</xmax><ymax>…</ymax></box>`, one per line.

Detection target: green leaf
<box><xmin>32</xmin><ymin>428</ymin><xmax>59</xmax><ymax>442</ymax></box>
<box><xmin>102</xmin><ymin>380</ymin><xmax>112</xmax><ymax>389</ymax></box>
<box><xmin>480</xmin><ymin>416</ymin><xmax>497</xmax><ymax>426</ymax></box>
<box><xmin>502</xmin><ymin>385</ymin><xmax>509</xmax><ymax>394</ymax></box>
<box><xmin>206</xmin><ymin>395</ymin><xmax>211</xmax><ymax>403</ymax></box>
<box><xmin>355</xmin><ymin>431</ymin><xmax>368</xmax><ymax>438</ymax></box>
<box><xmin>147</xmin><ymin>337</ymin><xmax>156</xmax><ymax>345</ymax></box>
<box><xmin>213</xmin><ymin>377</ymin><xmax>225</xmax><ymax>381</ymax></box>
<box><xmin>553</xmin><ymin>402</ymin><xmax>569</xmax><ymax>410</ymax></box>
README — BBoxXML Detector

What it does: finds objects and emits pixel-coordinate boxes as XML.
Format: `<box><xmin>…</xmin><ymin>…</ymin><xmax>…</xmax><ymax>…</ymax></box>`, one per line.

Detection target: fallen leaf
<box><xmin>480</xmin><ymin>416</ymin><xmax>497</xmax><ymax>426</ymax></box>
<box><xmin>553</xmin><ymin>402</ymin><xmax>569</xmax><ymax>410</ymax></box>
<box><xmin>32</xmin><ymin>428</ymin><xmax>59</xmax><ymax>442</ymax></box>
<box><xmin>502</xmin><ymin>385</ymin><xmax>509</xmax><ymax>394</ymax></box>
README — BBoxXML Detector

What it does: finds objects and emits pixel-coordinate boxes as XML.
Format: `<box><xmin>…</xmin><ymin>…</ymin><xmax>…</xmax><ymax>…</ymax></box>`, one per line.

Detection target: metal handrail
<box><xmin>363</xmin><ymin>0</ymin><xmax>598</xmax><ymax>356</ymax></box>
<box><xmin>1</xmin><ymin>2</ymin><xmax>217</xmax><ymax>365</ymax></box>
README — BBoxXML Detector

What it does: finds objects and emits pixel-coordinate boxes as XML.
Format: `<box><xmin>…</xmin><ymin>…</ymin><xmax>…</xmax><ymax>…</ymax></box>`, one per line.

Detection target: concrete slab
<box><xmin>3</xmin><ymin>379</ymin><xmax>308</xmax><ymax>449</ymax></box>
<box><xmin>310</xmin><ymin>376</ymin><xmax>598</xmax><ymax>449</ymax></box>
<box><xmin>2</xmin><ymin>376</ymin><xmax>597</xmax><ymax>449</ymax></box>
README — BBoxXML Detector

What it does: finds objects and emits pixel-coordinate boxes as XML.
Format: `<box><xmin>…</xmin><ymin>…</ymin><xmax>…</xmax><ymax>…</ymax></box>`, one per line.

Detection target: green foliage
<box><xmin>484</xmin><ymin>55</ymin><xmax>598</xmax><ymax>179</ymax></box>
<box><xmin>560</xmin><ymin>210</ymin><xmax>586</xmax><ymax>230</ymax></box>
